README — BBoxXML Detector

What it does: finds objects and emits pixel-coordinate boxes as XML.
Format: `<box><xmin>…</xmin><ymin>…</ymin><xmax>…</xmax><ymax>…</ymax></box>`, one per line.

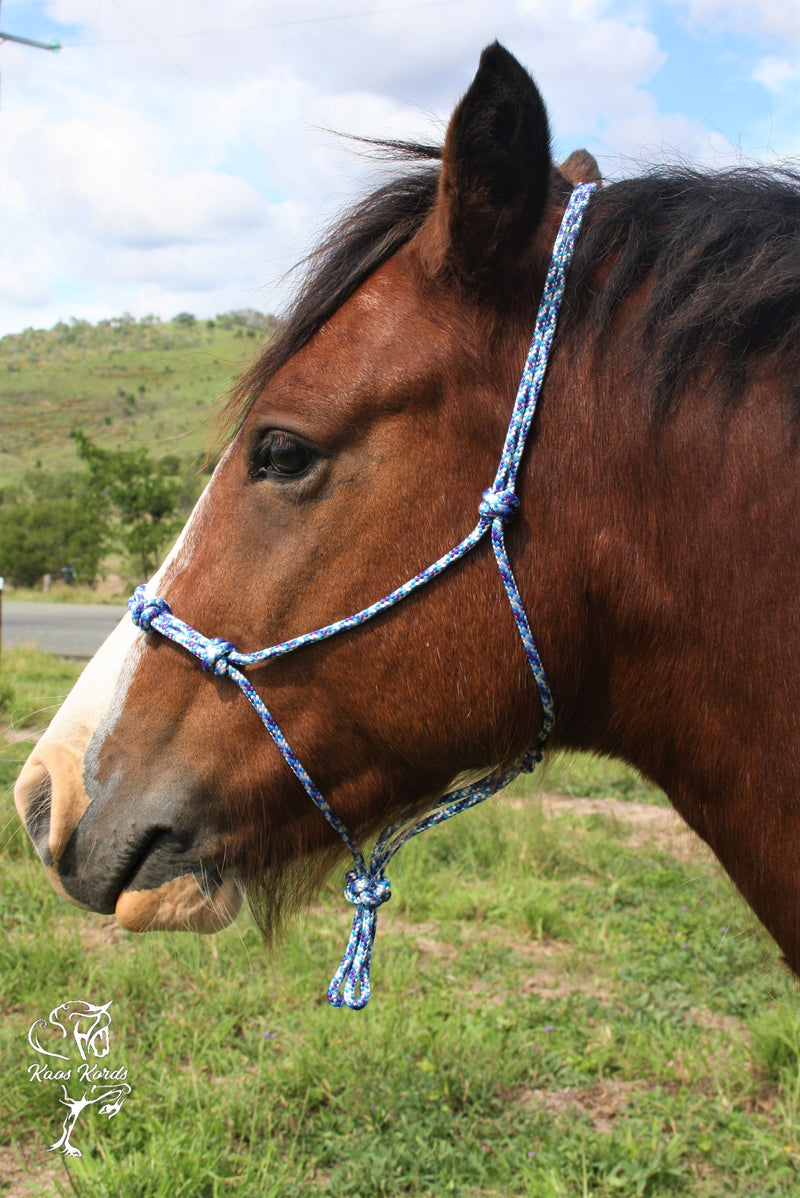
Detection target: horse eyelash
<box><xmin>248</xmin><ymin>432</ymin><xmax>316</xmax><ymax>481</ymax></box>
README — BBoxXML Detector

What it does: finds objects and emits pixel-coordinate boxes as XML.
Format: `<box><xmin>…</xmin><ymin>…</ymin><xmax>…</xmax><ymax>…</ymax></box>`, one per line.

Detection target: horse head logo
<box><xmin>27</xmin><ymin>999</ymin><xmax>113</xmax><ymax>1062</ymax></box>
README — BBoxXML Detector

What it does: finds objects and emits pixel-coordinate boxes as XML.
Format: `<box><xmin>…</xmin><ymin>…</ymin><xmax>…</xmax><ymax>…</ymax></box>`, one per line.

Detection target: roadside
<box><xmin>1</xmin><ymin>600</ymin><xmax>126</xmax><ymax>658</ymax></box>
<box><xmin>2</xmin><ymin>573</ymin><xmax>129</xmax><ymax>604</ymax></box>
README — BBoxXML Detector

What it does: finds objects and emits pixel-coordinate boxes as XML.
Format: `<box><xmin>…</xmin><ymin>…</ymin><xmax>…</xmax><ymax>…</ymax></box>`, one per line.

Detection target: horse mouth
<box><xmin>17</xmin><ymin>763</ymin><xmax>242</xmax><ymax>934</ymax></box>
<box><xmin>114</xmin><ymin>868</ymin><xmax>243</xmax><ymax>934</ymax></box>
<box><xmin>118</xmin><ymin>827</ymin><xmax>213</xmax><ymax>898</ymax></box>
<box><xmin>63</xmin><ymin>829</ymin><xmax>243</xmax><ymax>934</ymax></box>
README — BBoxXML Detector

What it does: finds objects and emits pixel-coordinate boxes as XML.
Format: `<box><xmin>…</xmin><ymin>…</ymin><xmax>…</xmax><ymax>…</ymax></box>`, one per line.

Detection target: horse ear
<box><xmin>423</xmin><ymin>42</ymin><xmax>552</xmax><ymax>286</ymax></box>
<box><xmin>559</xmin><ymin>149</ymin><xmax>602</xmax><ymax>187</ymax></box>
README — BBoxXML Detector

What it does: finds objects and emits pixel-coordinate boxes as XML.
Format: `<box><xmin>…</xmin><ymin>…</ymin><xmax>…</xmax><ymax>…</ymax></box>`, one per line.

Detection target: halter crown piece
<box><xmin>129</xmin><ymin>183</ymin><xmax>596</xmax><ymax>1010</ymax></box>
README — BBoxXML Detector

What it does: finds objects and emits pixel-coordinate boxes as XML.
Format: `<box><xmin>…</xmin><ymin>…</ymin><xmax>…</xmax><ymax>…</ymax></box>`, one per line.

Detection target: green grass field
<box><xmin>0</xmin><ymin>316</ymin><xmax>264</xmax><ymax>491</ymax></box>
<box><xmin>1</xmin><ymin>648</ymin><xmax>799</xmax><ymax>1197</ymax></box>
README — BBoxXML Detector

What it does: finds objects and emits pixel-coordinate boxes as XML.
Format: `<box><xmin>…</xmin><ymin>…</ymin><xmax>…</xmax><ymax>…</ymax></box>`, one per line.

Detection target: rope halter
<box><xmin>128</xmin><ymin>182</ymin><xmax>596</xmax><ymax>1009</ymax></box>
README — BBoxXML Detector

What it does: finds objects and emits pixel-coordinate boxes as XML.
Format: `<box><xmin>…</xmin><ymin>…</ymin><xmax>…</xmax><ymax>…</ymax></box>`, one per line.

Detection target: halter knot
<box><xmin>199</xmin><ymin>638</ymin><xmax>237</xmax><ymax>677</ymax></box>
<box><xmin>128</xmin><ymin>587</ymin><xmax>171</xmax><ymax>632</ymax></box>
<box><xmin>521</xmin><ymin>744</ymin><xmax>545</xmax><ymax>772</ymax></box>
<box><xmin>328</xmin><ymin>869</ymin><xmax>391</xmax><ymax>1008</ymax></box>
<box><xmin>479</xmin><ymin>487</ymin><xmax>519</xmax><ymax>523</ymax></box>
<box><xmin>343</xmin><ymin>868</ymin><xmax>392</xmax><ymax>910</ymax></box>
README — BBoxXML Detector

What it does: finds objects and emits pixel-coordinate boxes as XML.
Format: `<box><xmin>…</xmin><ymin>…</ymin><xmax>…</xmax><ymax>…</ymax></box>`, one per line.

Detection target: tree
<box><xmin>0</xmin><ymin>470</ymin><xmax>108</xmax><ymax>586</ymax></box>
<box><xmin>72</xmin><ymin>432</ymin><xmax>183</xmax><ymax>580</ymax></box>
<box><xmin>0</xmin><ymin>435</ymin><xmax>191</xmax><ymax>588</ymax></box>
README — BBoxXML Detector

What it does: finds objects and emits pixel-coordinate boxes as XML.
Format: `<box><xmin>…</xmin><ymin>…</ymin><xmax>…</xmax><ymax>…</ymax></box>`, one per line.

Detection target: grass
<box><xmin>0</xmin><ymin>316</ymin><xmax>262</xmax><ymax>490</ymax></box>
<box><xmin>0</xmin><ymin>648</ymin><xmax>86</xmax><ymax>802</ymax></box>
<box><xmin>1</xmin><ymin>648</ymin><xmax>799</xmax><ymax>1196</ymax></box>
<box><xmin>2</xmin><ymin>584</ymin><xmax>130</xmax><ymax>605</ymax></box>
<box><xmin>529</xmin><ymin>751</ymin><xmax>667</xmax><ymax>806</ymax></box>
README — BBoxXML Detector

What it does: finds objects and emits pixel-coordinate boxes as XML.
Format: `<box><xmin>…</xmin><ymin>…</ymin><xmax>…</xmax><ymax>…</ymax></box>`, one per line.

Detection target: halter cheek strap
<box><xmin>129</xmin><ymin>182</ymin><xmax>596</xmax><ymax>1009</ymax></box>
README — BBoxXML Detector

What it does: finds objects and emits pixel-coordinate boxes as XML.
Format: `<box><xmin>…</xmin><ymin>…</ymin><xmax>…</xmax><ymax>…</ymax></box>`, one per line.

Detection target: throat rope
<box><xmin>128</xmin><ymin>182</ymin><xmax>596</xmax><ymax>1009</ymax></box>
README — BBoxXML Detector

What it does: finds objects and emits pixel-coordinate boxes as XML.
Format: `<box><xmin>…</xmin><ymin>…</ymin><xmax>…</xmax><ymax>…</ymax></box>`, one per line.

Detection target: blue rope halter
<box><xmin>128</xmin><ymin>182</ymin><xmax>596</xmax><ymax>1009</ymax></box>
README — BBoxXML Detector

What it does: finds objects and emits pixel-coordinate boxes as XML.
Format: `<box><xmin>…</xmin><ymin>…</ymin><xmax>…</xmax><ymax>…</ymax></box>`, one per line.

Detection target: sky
<box><xmin>0</xmin><ymin>0</ymin><xmax>797</xmax><ymax>336</ymax></box>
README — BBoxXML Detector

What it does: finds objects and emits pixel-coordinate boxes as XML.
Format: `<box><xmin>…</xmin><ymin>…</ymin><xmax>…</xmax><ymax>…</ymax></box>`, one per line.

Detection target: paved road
<box><xmin>1</xmin><ymin>600</ymin><xmax>128</xmax><ymax>659</ymax></box>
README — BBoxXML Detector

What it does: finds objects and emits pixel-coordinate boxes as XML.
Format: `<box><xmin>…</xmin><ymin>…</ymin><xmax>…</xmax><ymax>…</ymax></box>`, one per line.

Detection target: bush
<box><xmin>0</xmin><ymin>476</ymin><xmax>107</xmax><ymax>586</ymax></box>
<box><xmin>73</xmin><ymin>431</ymin><xmax>182</xmax><ymax>579</ymax></box>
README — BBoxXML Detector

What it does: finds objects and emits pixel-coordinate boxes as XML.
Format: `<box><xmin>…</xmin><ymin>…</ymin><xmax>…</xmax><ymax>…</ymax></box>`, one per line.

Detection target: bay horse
<box><xmin>14</xmin><ymin>44</ymin><xmax>800</xmax><ymax>1004</ymax></box>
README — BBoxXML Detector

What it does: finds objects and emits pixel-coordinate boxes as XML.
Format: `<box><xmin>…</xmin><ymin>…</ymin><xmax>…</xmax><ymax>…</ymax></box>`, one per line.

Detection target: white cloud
<box><xmin>752</xmin><ymin>55</ymin><xmax>800</xmax><ymax>97</ymax></box>
<box><xmin>0</xmin><ymin>0</ymin><xmax>793</xmax><ymax>336</ymax></box>
<box><xmin>672</xmin><ymin>1</ymin><xmax>800</xmax><ymax>49</ymax></box>
<box><xmin>0</xmin><ymin>265</ymin><xmax>53</xmax><ymax>308</ymax></box>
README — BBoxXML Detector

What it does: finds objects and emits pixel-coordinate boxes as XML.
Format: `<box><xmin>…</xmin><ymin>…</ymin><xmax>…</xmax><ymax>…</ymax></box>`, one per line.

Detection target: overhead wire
<box><xmin>62</xmin><ymin>0</ymin><xmax>473</xmax><ymax>47</ymax></box>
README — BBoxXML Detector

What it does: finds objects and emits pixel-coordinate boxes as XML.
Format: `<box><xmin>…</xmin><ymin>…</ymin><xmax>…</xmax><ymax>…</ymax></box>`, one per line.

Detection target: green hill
<box><xmin>0</xmin><ymin>311</ymin><xmax>273</xmax><ymax>491</ymax></box>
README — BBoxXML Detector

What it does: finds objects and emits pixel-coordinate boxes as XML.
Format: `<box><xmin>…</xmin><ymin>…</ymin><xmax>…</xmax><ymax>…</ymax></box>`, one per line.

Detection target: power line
<box><xmin>64</xmin><ymin>0</ymin><xmax>470</xmax><ymax>47</ymax></box>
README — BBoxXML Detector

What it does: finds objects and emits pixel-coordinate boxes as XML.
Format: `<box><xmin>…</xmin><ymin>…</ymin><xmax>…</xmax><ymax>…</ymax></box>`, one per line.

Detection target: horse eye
<box><xmin>250</xmin><ymin>433</ymin><xmax>314</xmax><ymax>480</ymax></box>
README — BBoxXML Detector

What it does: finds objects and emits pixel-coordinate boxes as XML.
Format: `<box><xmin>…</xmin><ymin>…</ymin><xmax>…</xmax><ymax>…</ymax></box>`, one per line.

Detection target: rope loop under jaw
<box><xmin>343</xmin><ymin>869</ymin><xmax>392</xmax><ymax>909</ymax></box>
<box><xmin>327</xmin><ymin>870</ymin><xmax>392</xmax><ymax>1010</ymax></box>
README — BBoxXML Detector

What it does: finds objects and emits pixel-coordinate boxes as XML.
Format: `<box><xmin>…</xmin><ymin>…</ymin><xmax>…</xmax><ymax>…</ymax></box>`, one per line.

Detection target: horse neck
<box><xmin>537</xmin><ymin>348</ymin><xmax>800</xmax><ymax>972</ymax></box>
<box><xmin>526</xmin><ymin>346</ymin><xmax>800</xmax><ymax>827</ymax></box>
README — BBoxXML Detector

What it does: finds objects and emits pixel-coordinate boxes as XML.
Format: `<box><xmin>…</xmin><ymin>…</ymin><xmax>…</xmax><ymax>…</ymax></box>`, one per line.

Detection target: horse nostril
<box><xmin>14</xmin><ymin>760</ymin><xmax>54</xmax><ymax>866</ymax></box>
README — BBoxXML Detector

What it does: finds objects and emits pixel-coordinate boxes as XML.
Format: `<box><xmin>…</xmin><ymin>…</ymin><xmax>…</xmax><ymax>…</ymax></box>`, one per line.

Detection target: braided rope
<box><xmin>128</xmin><ymin>182</ymin><xmax>596</xmax><ymax>1008</ymax></box>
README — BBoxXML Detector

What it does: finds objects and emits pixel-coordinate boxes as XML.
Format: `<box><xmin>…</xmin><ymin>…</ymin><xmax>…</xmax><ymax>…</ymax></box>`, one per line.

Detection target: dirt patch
<box><xmin>690</xmin><ymin>1007</ymin><xmax>748</xmax><ymax>1036</ymax></box>
<box><xmin>409</xmin><ymin>936</ymin><xmax>458</xmax><ymax>960</ymax></box>
<box><xmin>1</xmin><ymin>724</ymin><xmax>40</xmax><ymax>745</ymax></box>
<box><xmin>386</xmin><ymin>917</ymin><xmax>573</xmax><ymax>963</ymax></box>
<box><xmin>512</xmin><ymin>1078</ymin><xmax>648</xmax><ymax>1134</ymax></box>
<box><xmin>0</xmin><ymin>1145</ymin><xmax>62</xmax><ymax>1198</ymax></box>
<box><xmin>537</xmin><ymin>793</ymin><xmax>713</xmax><ymax>865</ymax></box>
<box><xmin>382</xmin><ymin>917</ymin><xmax>607</xmax><ymax>1000</ymax></box>
<box><xmin>72</xmin><ymin>913</ymin><xmax>132</xmax><ymax>952</ymax></box>
<box><xmin>517</xmin><ymin>966</ymin><xmax>613</xmax><ymax>1002</ymax></box>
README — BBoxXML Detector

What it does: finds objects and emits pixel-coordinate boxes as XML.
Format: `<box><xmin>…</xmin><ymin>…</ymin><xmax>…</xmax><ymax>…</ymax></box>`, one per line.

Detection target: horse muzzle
<box><xmin>14</xmin><ymin>747</ymin><xmax>242</xmax><ymax>934</ymax></box>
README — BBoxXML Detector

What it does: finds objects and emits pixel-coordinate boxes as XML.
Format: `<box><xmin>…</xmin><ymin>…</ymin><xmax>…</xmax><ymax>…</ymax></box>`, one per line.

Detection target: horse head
<box><xmin>16</xmin><ymin>44</ymin><xmax>570</xmax><ymax>946</ymax></box>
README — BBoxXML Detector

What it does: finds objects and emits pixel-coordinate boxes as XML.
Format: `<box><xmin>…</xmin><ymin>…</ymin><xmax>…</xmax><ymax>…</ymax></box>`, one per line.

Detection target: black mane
<box><xmin>566</xmin><ymin>166</ymin><xmax>800</xmax><ymax>412</ymax></box>
<box><xmin>227</xmin><ymin>148</ymin><xmax>800</xmax><ymax>425</ymax></box>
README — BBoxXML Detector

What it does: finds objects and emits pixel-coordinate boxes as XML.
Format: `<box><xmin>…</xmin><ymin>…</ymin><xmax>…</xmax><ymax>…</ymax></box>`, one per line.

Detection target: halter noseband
<box><xmin>129</xmin><ymin>182</ymin><xmax>596</xmax><ymax>1009</ymax></box>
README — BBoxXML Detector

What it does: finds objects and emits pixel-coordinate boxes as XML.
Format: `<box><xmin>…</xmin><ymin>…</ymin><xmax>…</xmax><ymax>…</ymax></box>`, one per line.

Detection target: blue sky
<box><xmin>0</xmin><ymin>0</ymin><xmax>796</xmax><ymax>335</ymax></box>
<box><xmin>646</xmin><ymin>5</ymin><xmax>794</xmax><ymax>156</ymax></box>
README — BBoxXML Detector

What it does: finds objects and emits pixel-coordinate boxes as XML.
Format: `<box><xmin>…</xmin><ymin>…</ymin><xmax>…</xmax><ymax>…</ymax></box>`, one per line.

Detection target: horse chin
<box><xmin>114</xmin><ymin>874</ymin><xmax>243</xmax><ymax>934</ymax></box>
<box><xmin>37</xmin><ymin>855</ymin><xmax>242</xmax><ymax>933</ymax></box>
